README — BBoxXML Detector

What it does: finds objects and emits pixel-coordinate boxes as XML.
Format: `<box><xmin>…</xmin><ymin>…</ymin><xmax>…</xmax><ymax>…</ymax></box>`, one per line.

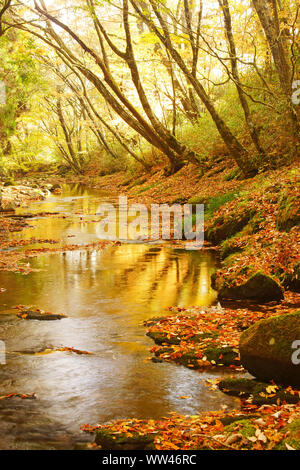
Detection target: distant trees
<box><xmin>2</xmin><ymin>0</ymin><xmax>299</xmax><ymax>174</ymax></box>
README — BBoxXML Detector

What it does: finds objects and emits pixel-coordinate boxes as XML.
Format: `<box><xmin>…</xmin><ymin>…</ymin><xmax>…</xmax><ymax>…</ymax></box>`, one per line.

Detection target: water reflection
<box><xmin>0</xmin><ymin>185</ymin><xmax>239</xmax><ymax>449</ymax></box>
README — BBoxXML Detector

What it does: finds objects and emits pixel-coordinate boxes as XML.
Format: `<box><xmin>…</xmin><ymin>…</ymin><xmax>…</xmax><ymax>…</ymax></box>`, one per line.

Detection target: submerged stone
<box><xmin>17</xmin><ymin>310</ymin><xmax>67</xmax><ymax>321</ymax></box>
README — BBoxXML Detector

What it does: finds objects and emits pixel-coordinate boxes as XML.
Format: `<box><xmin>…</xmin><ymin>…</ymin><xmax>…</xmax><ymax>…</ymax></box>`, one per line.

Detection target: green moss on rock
<box><xmin>152</xmin><ymin>344</ymin><xmax>239</xmax><ymax>368</ymax></box>
<box><xmin>218</xmin><ymin>272</ymin><xmax>284</xmax><ymax>302</ymax></box>
<box><xmin>219</xmin><ymin>378</ymin><xmax>299</xmax><ymax>405</ymax></box>
<box><xmin>206</xmin><ymin>209</ymin><xmax>254</xmax><ymax>245</ymax></box>
<box><xmin>146</xmin><ymin>330</ymin><xmax>218</xmax><ymax>346</ymax></box>
<box><xmin>224</xmin><ymin>419</ymin><xmax>256</xmax><ymax>439</ymax></box>
<box><xmin>275</xmin><ymin>419</ymin><xmax>300</xmax><ymax>450</ymax></box>
<box><xmin>204</xmin><ymin>346</ymin><xmax>240</xmax><ymax>366</ymax></box>
<box><xmin>276</xmin><ymin>194</ymin><xmax>300</xmax><ymax>232</ymax></box>
<box><xmin>95</xmin><ymin>429</ymin><xmax>156</xmax><ymax>450</ymax></box>
<box><xmin>239</xmin><ymin>311</ymin><xmax>300</xmax><ymax>386</ymax></box>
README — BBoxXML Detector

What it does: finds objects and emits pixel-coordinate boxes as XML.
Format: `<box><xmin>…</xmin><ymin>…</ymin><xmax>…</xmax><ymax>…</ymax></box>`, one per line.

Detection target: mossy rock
<box><xmin>219</xmin><ymin>378</ymin><xmax>299</xmax><ymax>405</ymax></box>
<box><xmin>276</xmin><ymin>194</ymin><xmax>300</xmax><ymax>232</ymax></box>
<box><xmin>275</xmin><ymin>419</ymin><xmax>300</xmax><ymax>450</ymax></box>
<box><xmin>206</xmin><ymin>210</ymin><xmax>254</xmax><ymax>245</ymax></box>
<box><xmin>95</xmin><ymin>429</ymin><xmax>156</xmax><ymax>450</ymax></box>
<box><xmin>144</xmin><ymin>316</ymin><xmax>168</xmax><ymax>327</ymax></box>
<box><xmin>218</xmin><ymin>272</ymin><xmax>284</xmax><ymax>302</ymax></box>
<box><xmin>146</xmin><ymin>330</ymin><xmax>218</xmax><ymax>346</ymax></box>
<box><xmin>17</xmin><ymin>309</ymin><xmax>67</xmax><ymax>321</ymax></box>
<box><xmin>224</xmin><ymin>418</ymin><xmax>256</xmax><ymax>439</ymax></box>
<box><xmin>220</xmin><ymin>414</ymin><xmax>259</xmax><ymax>426</ymax></box>
<box><xmin>204</xmin><ymin>345</ymin><xmax>240</xmax><ymax>366</ymax></box>
<box><xmin>239</xmin><ymin>311</ymin><xmax>300</xmax><ymax>386</ymax></box>
<box><xmin>153</xmin><ymin>344</ymin><xmax>239</xmax><ymax>368</ymax></box>
<box><xmin>220</xmin><ymin>239</ymin><xmax>243</xmax><ymax>260</ymax></box>
<box><xmin>147</xmin><ymin>331</ymin><xmax>181</xmax><ymax>346</ymax></box>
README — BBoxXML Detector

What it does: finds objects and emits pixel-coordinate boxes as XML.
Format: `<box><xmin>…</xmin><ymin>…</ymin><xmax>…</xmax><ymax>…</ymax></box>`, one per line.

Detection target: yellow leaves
<box><xmin>266</xmin><ymin>385</ymin><xmax>278</xmax><ymax>395</ymax></box>
<box><xmin>140</xmin><ymin>32</ymin><xmax>160</xmax><ymax>45</ymax></box>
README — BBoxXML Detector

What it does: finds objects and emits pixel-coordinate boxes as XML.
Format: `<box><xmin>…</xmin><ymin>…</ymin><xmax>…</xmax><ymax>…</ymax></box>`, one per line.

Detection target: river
<box><xmin>0</xmin><ymin>184</ymin><xmax>239</xmax><ymax>449</ymax></box>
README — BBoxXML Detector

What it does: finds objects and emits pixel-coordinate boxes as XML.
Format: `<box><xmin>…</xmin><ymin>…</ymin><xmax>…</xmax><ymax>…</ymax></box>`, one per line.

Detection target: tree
<box><xmin>252</xmin><ymin>0</ymin><xmax>299</xmax><ymax>136</ymax></box>
<box><xmin>130</xmin><ymin>0</ymin><xmax>258</xmax><ymax>176</ymax></box>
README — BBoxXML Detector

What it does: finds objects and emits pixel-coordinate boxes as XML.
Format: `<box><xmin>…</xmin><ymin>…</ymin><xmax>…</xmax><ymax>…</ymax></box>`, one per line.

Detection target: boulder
<box><xmin>0</xmin><ymin>185</ymin><xmax>46</xmax><ymax>212</ymax></box>
<box><xmin>217</xmin><ymin>272</ymin><xmax>284</xmax><ymax>302</ymax></box>
<box><xmin>239</xmin><ymin>311</ymin><xmax>300</xmax><ymax>386</ymax></box>
<box><xmin>218</xmin><ymin>378</ymin><xmax>299</xmax><ymax>405</ymax></box>
<box><xmin>205</xmin><ymin>209</ymin><xmax>254</xmax><ymax>245</ymax></box>
<box><xmin>95</xmin><ymin>429</ymin><xmax>155</xmax><ymax>450</ymax></box>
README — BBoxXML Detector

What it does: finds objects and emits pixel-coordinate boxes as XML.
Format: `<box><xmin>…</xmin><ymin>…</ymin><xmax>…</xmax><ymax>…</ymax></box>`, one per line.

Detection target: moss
<box><xmin>218</xmin><ymin>271</ymin><xmax>284</xmax><ymax>302</ymax></box>
<box><xmin>239</xmin><ymin>311</ymin><xmax>300</xmax><ymax>386</ymax></box>
<box><xmin>276</xmin><ymin>193</ymin><xmax>300</xmax><ymax>232</ymax></box>
<box><xmin>147</xmin><ymin>330</ymin><xmax>218</xmax><ymax>346</ymax></box>
<box><xmin>220</xmin><ymin>414</ymin><xmax>259</xmax><ymax>426</ymax></box>
<box><xmin>224</xmin><ymin>419</ymin><xmax>256</xmax><ymax>441</ymax></box>
<box><xmin>137</xmin><ymin>182</ymin><xmax>160</xmax><ymax>194</ymax></box>
<box><xmin>145</xmin><ymin>316</ymin><xmax>168</xmax><ymax>327</ymax></box>
<box><xmin>172</xmin><ymin>196</ymin><xmax>189</xmax><ymax>204</ymax></box>
<box><xmin>222</xmin><ymin>168</ymin><xmax>240</xmax><ymax>182</ymax></box>
<box><xmin>129</xmin><ymin>177</ymin><xmax>147</xmax><ymax>188</ymax></box>
<box><xmin>245</xmin><ymin>213</ymin><xmax>265</xmax><ymax>234</ymax></box>
<box><xmin>152</xmin><ymin>344</ymin><xmax>239</xmax><ymax>369</ymax></box>
<box><xmin>95</xmin><ymin>429</ymin><xmax>156</xmax><ymax>450</ymax></box>
<box><xmin>188</xmin><ymin>195</ymin><xmax>207</xmax><ymax>205</ymax></box>
<box><xmin>275</xmin><ymin>419</ymin><xmax>300</xmax><ymax>450</ymax></box>
<box><xmin>220</xmin><ymin>238</ymin><xmax>244</xmax><ymax>260</ymax></box>
<box><xmin>17</xmin><ymin>309</ymin><xmax>67</xmax><ymax>321</ymax></box>
<box><xmin>147</xmin><ymin>331</ymin><xmax>181</xmax><ymax>346</ymax></box>
<box><xmin>203</xmin><ymin>346</ymin><xmax>240</xmax><ymax>366</ymax></box>
<box><xmin>206</xmin><ymin>208</ymin><xmax>254</xmax><ymax>245</ymax></box>
<box><xmin>219</xmin><ymin>378</ymin><xmax>299</xmax><ymax>405</ymax></box>
<box><xmin>3</xmin><ymin>177</ymin><xmax>16</xmax><ymax>186</ymax></box>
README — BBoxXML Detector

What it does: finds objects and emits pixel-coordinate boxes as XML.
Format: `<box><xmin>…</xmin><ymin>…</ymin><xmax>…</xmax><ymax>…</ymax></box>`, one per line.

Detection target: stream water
<box><xmin>0</xmin><ymin>184</ymin><xmax>239</xmax><ymax>449</ymax></box>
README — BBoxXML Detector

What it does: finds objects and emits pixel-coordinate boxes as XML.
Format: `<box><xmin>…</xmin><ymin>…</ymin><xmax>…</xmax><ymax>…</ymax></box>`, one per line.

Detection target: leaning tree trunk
<box><xmin>252</xmin><ymin>0</ymin><xmax>299</xmax><ymax>136</ymax></box>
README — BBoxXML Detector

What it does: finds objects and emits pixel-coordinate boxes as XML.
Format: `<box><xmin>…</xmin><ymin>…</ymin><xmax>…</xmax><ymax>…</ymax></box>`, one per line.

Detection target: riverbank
<box><xmin>143</xmin><ymin>293</ymin><xmax>300</xmax><ymax>371</ymax></box>
<box><xmin>82</xmin><ymin>401</ymin><xmax>300</xmax><ymax>450</ymax></box>
<box><xmin>0</xmin><ymin>160</ymin><xmax>299</xmax><ymax>450</ymax></box>
<box><xmin>81</xmin><ymin>297</ymin><xmax>300</xmax><ymax>450</ymax></box>
<box><xmin>71</xmin><ymin>160</ymin><xmax>299</xmax><ymax>451</ymax></box>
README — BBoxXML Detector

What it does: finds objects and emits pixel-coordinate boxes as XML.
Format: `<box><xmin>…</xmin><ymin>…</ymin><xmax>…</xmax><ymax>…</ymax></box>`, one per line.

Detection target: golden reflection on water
<box><xmin>12</xmin><ymin>184</ymin><xmax>217</xmax><ymax>308</ymax></box>
<box><xmin>0</xmin><ymin>185</ymin><xmax>237</xmax><ymax>450</ymax></box>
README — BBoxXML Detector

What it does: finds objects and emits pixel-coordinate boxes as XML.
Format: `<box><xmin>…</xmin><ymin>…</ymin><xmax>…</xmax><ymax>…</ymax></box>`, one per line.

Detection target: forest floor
<box><xmin>0</xmin><ymin>158</ymin><xmax>299</xmax><ymax>450</ymax></box>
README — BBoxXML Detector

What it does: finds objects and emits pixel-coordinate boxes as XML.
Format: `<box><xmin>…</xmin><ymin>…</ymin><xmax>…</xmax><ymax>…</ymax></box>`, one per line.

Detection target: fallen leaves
<box><xmin>0</xmin><ymin>393</ymin><xmax>36</xmax><ymax>400</ymax></box>
<box><xmin>144</xmin><ymin>297</ymin><xmax>300</xmax><ymax>370</ymax></box>
<box><xmin>81</xmin><ymin>402</ymin><xmax>300</xmax><ymax>450</ymax></box>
